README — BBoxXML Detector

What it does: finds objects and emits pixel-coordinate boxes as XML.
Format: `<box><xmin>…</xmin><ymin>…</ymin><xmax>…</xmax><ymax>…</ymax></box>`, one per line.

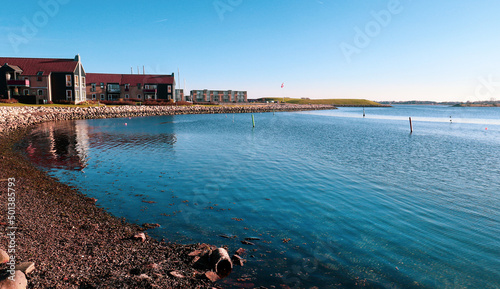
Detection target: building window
<box><xmin>125</xmin><ymin>84</ymin><xmax>130</xmax><ymax>91</ymax></box>
<box><xmin>38</xmin><ymin>89</ymin><xmax>43</xmax><ymax>96</ymax></box>
<box><xmin>137</xmin><ymin>94</ymin><xmax>141</xmax><ymax>99</ymax></box>
<box><xmin>75</xmin><ymin>90</ymin><xmax>80</xmax><ymax>100</ymax></box>
<box><xmin>91</xmin><ymin>83</ymin><xmax>96</xmax><ymax>92</ymax></box>
<box><xmin>137</xmin><ymin>83</ymin><xmax>142</xmax><ymax>89</ymax></box>
<box><xmin>82</xmin><ymin>76</ymin><xmax>86</xmax><ymax>87</ymax></box>
<box><xmin>100</xmin><ymin>94</ymin><xmax>105</xmax><ymax>100</ymax></box>
<box><xmin>92</xmin><ymin>94</ymin><xmax>96</xmax><ymax>100</ymax></box>
<box><xmin>145</xmin><ymin>85</ymin><xmax>150</xmax><ymax>89</ymax></box>
<box><xmin>168</xmin><ymin>85</ymin><xmax>171</xmax><ymax>93</ymax></box>
<box><xmin>125</xmin><ymin>94</ymin><xmax>129</xmax><ymax>99</ymax></box>
<box><xmin>66</xmin><ymin>90</ymin><xmax>73</xmax><ymax>100</ymax></box>
<box><xmin>23</xmin><ymin>89</ymin><xmax>29</xmax><ymax>95</ymax></box>
<box><xmin>100</xmin><ymin>82</ymin><xmax>104</xmax><ymax>89</ymax></box>
<box><xmin>37</xmin><ymin>71</ymin><xmax>43</xmax><ymax>81</ymax></box>
<box><xmin>107</xmin><ymin>84</ymin><xmax>120</xmax><ymax>92</ymax></box>
<box><xmin>82</xmin><ymin>91</ymin><xmax>86</xmax><ymax>100</ymax></box>
<box><xmin>75</xmin><ymin>75</ymin><xmax>79</xmax><ymax>87</ymax></box>
<box><xmin>66</xmin><ymin>75</ymin><xmax>72</xmax><ymax>87</ymax></box>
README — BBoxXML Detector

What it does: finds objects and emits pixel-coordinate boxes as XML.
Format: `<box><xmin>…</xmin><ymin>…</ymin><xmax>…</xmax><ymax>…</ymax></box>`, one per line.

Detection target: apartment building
<box><xmin>86</xmin><ymin>73</ymin><xmax>175</xmax><ymax>101</ymax></box>
<box><xmin>175</xmin><ymin>89</ymin><xmax>185</xmax><ymax>102</ymax></box>
<box><xmin>0</xmin><ymin>55</ymin><xmax>87</xmax><ymax>103</ymax></box>
<box><xmin>190</xmin><ymin>89</ymin><xmax>247</xmax><ymax>103</ymax></box>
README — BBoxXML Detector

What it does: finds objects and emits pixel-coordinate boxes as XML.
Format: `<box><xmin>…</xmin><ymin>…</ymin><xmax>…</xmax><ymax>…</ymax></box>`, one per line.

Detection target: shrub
<box><xmin>100</xmin><ymin>100</ymin><xmax>136</xmax><ymax>106</ymax></box>
<box><xmin>193</xmin><ymin>101</ymin><xmax>219</xmax><ymax>105</ymax></box>
<box><xmin>143</xmin><ymin>99</ymin><xmax>192</xmax><ymax>106</ymax></box>
<box><xmin>0</xmin><ymin>98</ymin><xmax>19</xmax><ymax>103</ymax></box>
<box><xmin>53</xmin><ymin>100</ymin><xmax>75</xmax><ymax>105</ymax></box>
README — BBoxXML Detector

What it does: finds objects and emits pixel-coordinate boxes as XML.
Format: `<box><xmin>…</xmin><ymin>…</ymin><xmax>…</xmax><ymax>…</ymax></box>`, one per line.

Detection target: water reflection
<box><xmin>24</xmin><ymin>120</ymin><xmax>90</xmax><ymax>171</ymax></box>
<box><xmin>23</xmin><ymin>119</ymin><xmax>177</xmax><ymax>171</ymax></box>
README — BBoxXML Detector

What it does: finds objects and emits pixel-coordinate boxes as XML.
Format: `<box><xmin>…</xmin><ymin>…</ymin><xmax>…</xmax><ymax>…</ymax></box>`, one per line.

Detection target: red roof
<box><xmin>0</xmin><ymin>57</ymin><xmax>79</xmax><ymax>76</ymax></box>
<box><xmin>86</xmin><ymin>73</ymin><xmax>174</xmax><ymax>85</ymax></box>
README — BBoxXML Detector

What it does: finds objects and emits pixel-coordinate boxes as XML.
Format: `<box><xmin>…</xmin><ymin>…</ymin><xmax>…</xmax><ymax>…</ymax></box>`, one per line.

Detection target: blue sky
<box><xmin>1</xmin><ymin>0</ymin><xmax>500</xmax><ymax>101</ymax></box>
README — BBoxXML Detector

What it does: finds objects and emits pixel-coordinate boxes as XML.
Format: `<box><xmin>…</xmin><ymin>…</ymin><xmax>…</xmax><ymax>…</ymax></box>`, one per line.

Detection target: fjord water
<box><xmin>20</xmin><ymin>106</ymin><xmax>500</xmax><ymax>288</ymax></box>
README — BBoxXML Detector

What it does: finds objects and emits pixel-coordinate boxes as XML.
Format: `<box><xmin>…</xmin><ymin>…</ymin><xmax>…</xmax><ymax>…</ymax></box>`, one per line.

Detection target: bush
<box><xmin>53</xmin><ymin>100</ymin><xmax>75</xmax><ymax>105</ymax></box>
<box><xmin>143</xmin><ymin>99</ymin><xmax>192</xmax><ymax>106</ymax></box>
<box><xmin>77</xmin><ymin>100</ymin><xmax>99</xmax><ymax>106</ymax></box>
<box><xmin>100</xmin><ymin>100</ymin><xmax>136</xmax><ymax>106</ymax></box>
<box><xmin>193</xmin><ymin>101</ymin><xmax>219</xmax><ymax>105</ymax></box>
<box><xmin>175</xmin><ymin>101</ymin><xmax>193</xmax><ymax>106</ymax></box>
<box><xmin>0</xmin><ymin>98</ymin><xmax>19</xmax><ymax>103</ymax></box>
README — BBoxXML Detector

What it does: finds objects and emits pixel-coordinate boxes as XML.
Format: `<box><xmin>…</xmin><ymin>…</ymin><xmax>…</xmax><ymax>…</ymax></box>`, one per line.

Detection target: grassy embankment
<box><xmin>259</xmin><ymin>98</ymin><xmax>383</xmax><ymax>106</ymax></box>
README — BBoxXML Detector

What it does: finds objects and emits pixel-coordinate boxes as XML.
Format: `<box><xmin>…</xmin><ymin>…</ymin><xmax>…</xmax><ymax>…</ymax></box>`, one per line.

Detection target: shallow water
<box><xmin>19</xmin><ymin>106</ymin><xmax>500</xmax><ymax>288</ymax></box>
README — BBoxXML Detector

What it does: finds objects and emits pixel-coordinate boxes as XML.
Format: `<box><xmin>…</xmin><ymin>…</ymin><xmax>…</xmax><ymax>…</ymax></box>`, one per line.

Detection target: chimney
<box><xmin>143</xmin><ymin>65</ymin><xmax>145</xmax><ymax>75</ymax></box>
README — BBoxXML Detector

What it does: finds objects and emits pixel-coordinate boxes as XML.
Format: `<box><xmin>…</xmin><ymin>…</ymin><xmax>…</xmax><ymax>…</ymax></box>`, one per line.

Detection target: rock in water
<box><xmin>231</xmin><ymin>254</ymin><xmax>245</xmax><ymax>266</ymax></box>
<box><xmin>133</xmin><ymin>232</ymin><xmax>146</xmax><ymax>242</ymax></box>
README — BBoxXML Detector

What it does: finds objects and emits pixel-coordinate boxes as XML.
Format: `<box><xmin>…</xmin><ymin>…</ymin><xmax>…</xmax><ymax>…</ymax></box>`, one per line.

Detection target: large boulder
<box><xmin>0</xmin><ymin>250</ymin><xmax>8</xmax><ymax>264</ymax></box>
<box><xmin>0</xmin><ymin>270</ymin><xmax>27</xmax><ymax>289</ymax></box>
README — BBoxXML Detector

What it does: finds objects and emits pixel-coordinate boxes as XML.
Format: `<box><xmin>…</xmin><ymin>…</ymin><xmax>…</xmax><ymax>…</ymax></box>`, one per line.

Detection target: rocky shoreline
<box><xmin>0</xmin><ymin>104</ymin><xmax>333</xmax><ymax>288</ymax></box>
<box><xmin>0</xmin><ymin>103</ymin><xmax>335</xmax><ymax>133</ymax></box>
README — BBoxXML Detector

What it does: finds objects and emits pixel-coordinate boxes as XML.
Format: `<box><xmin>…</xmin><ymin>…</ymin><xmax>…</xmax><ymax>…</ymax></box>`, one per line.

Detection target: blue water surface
<box><xmin>20</xmin><ymin>106</ymin><xmax>500</xmax><ymax>288</ymax></box>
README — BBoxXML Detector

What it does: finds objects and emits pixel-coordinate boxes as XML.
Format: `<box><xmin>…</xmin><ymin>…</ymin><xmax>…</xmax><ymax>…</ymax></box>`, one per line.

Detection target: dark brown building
<box><xmin>0</xmin><ymin>55</ymin><xmax>86</xmax><ymax>103</ymax></box>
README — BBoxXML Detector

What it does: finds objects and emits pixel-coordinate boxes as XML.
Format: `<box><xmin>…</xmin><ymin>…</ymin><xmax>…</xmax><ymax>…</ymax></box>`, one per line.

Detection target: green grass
<box><xmin>259</xmin><ymin>98</ymin><xmax>382</xmax><ymax>106</ymax></box>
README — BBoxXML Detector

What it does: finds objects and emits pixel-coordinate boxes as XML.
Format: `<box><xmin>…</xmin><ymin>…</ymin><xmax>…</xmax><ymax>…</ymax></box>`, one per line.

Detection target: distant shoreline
<box><xmin>379</xmin><ymin>101</ymin><xmax>500</xmax><ymax>107</ymax></box>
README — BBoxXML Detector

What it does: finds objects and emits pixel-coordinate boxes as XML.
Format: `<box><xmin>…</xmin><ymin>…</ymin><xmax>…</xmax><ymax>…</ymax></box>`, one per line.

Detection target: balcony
<box><xmin>7</xmin><ymin>79</ymin><xmax>30</xmax><ymax>87</ymax></box>
<box><xmin>143</xmin><ymin>89</ymin><xmax>157</xmax><ymax>93</ymax></box>
<box><xmin>107</xmin><ymin>84</ymin><xmax>120</xmax><ymax>93</ymax></box>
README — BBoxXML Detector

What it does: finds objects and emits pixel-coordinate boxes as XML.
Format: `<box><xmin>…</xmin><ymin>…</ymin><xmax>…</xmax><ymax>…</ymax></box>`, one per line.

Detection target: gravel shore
<box><xmin>0</xmin><ymin>104</ymin><xmax>334</xmax><ymax>288</ymax></box>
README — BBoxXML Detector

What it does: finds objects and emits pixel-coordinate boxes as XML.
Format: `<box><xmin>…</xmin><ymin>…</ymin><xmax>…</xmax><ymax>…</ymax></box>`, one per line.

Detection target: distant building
<box><xmin>86</xmin><ymin>73</ymin><xmax>175</xmax><ymax>101</ymax></box>
<box><xmin>175</xmin><ymin>89</ymin><xmax>185</xmax><ymax>102</ymax></box>
<box><xmin>0</xmin><ymin>55</ymin><xmax>87</xmax><ymax>103</ymax></box>
<box><xmin>190</xmin><ymin>89</ymin><xmax>247</xmax><ymax>103</ymax></box>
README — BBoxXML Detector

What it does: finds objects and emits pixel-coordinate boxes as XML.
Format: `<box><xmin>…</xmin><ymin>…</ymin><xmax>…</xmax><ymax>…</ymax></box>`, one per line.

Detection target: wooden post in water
<box><xmin>252</xmin><ymin>114</ymin><xmax>255</xmax><ymax>128</ymax></box>
<box><xmin>409</xmin><ymin>117</ymin><xmax>413</xmax><ymax>133</ymax></box>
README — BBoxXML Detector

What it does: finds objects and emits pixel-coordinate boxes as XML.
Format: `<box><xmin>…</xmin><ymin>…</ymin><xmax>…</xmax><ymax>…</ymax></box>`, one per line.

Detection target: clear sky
<box><xmin>1</xmin><ymin>0</ymin><xmax>499</xmax><ymax>102</ymax></box>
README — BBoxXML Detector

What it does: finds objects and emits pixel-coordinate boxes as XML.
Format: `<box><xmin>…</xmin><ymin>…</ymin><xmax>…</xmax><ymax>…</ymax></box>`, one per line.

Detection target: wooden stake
<box><xmin>252</xmin><ymin>114</ymin><xmax>255</xmax><ymax>128</ymax></box>
<box><xmin>409</xmin><ymin>117</ymin><xmax>413</xmax><ymax>133</ymax></box>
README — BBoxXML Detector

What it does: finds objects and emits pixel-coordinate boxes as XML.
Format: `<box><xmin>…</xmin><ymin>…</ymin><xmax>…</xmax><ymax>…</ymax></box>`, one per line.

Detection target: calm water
<box><xmin>19</xmin><ymin>106</ymin><xmax>500</xmax><ymax>288</ymax></box>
